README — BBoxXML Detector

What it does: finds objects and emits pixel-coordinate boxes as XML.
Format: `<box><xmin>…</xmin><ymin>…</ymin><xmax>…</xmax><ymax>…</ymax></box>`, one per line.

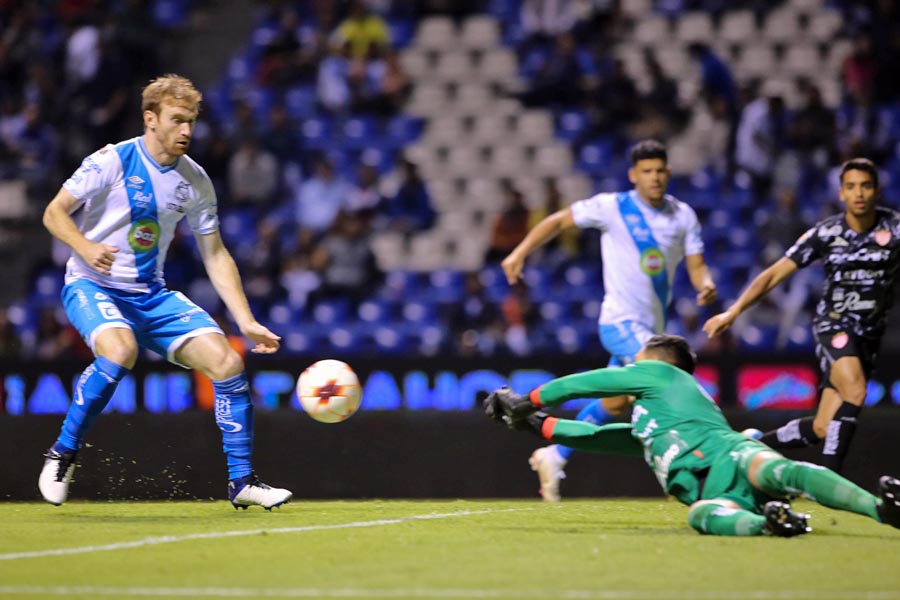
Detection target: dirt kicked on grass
<box><xmin>0</xmin><ymin>499</ymin><xmax>898</xmax><ymax>600</ymax></box>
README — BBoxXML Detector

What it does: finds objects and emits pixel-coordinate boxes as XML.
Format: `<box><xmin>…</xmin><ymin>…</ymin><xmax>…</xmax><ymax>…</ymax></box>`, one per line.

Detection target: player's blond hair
<box><xmin>141</xmin><ymin>74</ymin><xmax>202</xmax><ymax>115</ymax></box>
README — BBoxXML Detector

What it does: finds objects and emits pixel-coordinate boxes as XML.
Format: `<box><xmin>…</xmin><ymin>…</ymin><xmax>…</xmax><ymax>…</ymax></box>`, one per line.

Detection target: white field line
<box><xmin>0</xmin><ymin>586</ymin><xmax>898</xmax><ymax>599</ymax></box>
<box><xmin>0</xmin><ymin>508</ymin><xmax>528</xmax><ymax>562</ymax></box>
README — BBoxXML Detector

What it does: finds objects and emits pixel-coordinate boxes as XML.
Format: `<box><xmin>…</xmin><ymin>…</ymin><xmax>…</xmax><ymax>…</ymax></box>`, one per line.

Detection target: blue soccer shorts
<box><xmin>598</xmin><ymin>320</ymin><xmax>657</xmax><ymax>367</ymax></box>
<box><xmin>62</xmin><ymin>279</ymin><xmax>223</xmax><ymax>366</ymax></box>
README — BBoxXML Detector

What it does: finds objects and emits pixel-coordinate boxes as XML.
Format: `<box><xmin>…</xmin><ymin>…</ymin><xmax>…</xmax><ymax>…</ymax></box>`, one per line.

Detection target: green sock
<box><xmin>548</xmin><ymin>421</ymin><xmax>644</xmax><ymax>456</ymax></box>
<box><xmin>755</xmin><ymin>457</ymin><xmax>879</xmax><ymax>520</ymax></box>
<box><xmin>688</xmin><ymin>502</ymin><xmax>766</xmax><ymax>536</ymax></box>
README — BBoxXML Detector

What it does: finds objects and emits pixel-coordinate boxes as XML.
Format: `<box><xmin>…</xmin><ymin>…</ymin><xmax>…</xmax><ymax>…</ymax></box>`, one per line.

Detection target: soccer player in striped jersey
<box><xmin>501</xmin><ymin>140</ymin><xmax>717</xmax><ymax>501</ymax></box>
<box><xmin>38</xmin><ymin>74</ymin><xmax>291</xmax><ymax>509</ymax></box>
<box><xmin>484</xmin><ymin>334</ymin><xmax>900</xmax><ymax>536</ymax></box>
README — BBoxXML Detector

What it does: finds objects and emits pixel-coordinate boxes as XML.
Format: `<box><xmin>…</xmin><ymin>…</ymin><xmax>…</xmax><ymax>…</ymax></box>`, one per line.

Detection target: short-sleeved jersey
<box><xmin>785</xmin><ymin>207</ymin><xmax>900</xmax><ymax>339</ymax></box>
<box><xmin>538</xmin><ymin>360</ymin><xmax>747</xmax><ymax>502</ymax></box>
<box><xmin>571</xmin><ymin>190</ymin><xmax>705</xmax><ymax>332</ymax></box>
<box><xmin>62</xmin><ymin>137</ymin><xmax>218</xmax><ymax>292</ymax></box>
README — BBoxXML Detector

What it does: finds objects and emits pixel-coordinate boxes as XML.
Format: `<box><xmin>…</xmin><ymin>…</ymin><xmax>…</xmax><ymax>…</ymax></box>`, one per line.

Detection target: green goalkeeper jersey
<box><xmin>537</xmin><ymin>360</ymin><xmax>749</xmax><ymax>502</ymax></box>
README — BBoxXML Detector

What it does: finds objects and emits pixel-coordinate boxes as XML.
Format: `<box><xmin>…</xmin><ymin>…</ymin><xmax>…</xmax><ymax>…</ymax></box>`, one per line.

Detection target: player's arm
<box><xmin>684</xmin><ymin>253</ymin><xmax>717</xmax><ymax>306</ymax></box>
<box><xmin>194</xmin><ymin>230</ymin><xmax>281</xmax><ymax>354</ymax></box>
<box><xmin>43</xmin><ymin>187</ymin><xmax>119</xmax><ymax>276</ymax></box>
<box><xmin>501</xmin><ymin>207</ymin><xmax>575</xmax><ymax>284</ymax></box>
<box><xmin>702</xmin><ymin>257</ymin><xmax>798</xmax><ymax>337</ymax></box>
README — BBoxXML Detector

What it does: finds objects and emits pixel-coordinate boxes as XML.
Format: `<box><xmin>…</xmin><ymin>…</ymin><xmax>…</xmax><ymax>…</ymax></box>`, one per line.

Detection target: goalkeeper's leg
<box><xmin>748</xmin><ymin>450</ymin><xmax>880</xmax><ymax>521</ymax></box>
<box><xmin>687</xmin><ymin>500</ymin><xmax>768</xmax><ymax>536</ymax></box>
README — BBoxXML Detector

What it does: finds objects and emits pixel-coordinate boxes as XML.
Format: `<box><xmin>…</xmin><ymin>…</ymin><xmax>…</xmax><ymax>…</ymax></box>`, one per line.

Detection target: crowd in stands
<box><xmin>2</xmin><ymin>0</ymin><xmax>900</xmax><ymax>362</ymax></box>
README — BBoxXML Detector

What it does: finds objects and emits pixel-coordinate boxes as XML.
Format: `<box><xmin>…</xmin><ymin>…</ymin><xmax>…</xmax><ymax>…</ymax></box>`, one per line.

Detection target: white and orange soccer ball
<box><xmin>296</xmin><ymin>359</ymin><xmax>362</xmax><ymax>423</ymax></box>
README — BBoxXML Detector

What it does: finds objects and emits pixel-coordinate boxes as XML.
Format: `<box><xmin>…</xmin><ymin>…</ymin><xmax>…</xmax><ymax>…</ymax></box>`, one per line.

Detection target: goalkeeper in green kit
<box><xmin>484</xmin><ymin>334</ymin><xmax>900</xmax><ymax>537</ymax></box>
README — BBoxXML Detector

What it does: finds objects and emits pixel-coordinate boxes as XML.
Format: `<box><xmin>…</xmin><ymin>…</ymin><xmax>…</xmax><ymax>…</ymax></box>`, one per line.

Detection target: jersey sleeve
<box><xmin>682</xmin><ymin>204</ymin><xmax>705</xmax><ymax>256</ymax></box>
<box><xmin>61</xmin><ymin>145</ymin><xmax>121</xmax><ymax>205</ymax></box>
<box><xmin>784</xmin><ymin>226</ymin><xmax>822</xmax><ymax>268</ymax></box>
<box><xmin>536</xmin><ymin>362</ymin><xmax>663</xmax><ymax>408</ymax></box>
<box><xmin>186</xmin><ymin>169</ymin><xmax>219</xmax><ymax>234</ymax></box>
<box><xmin>570</xmin><ymin>193</ymin><xmax>615</xmax><ymax>230</ymax></box>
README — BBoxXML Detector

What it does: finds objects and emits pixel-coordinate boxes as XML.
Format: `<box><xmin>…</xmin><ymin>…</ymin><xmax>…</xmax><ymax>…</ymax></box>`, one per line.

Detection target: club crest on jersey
<box><xmin>640</xmin><ymin>247</ymin><xmax>665</xmax><ymax>276</ymax></box>
<box><xmin>831</xmin><ymin>332</ymin><xmax>849</xmax><ymax>349</ymax></box>
<box><xmin>128</xmin><ymin>219</ymin><xmax>160</xmax><ymax>253</ymax></box>
<box><xmin>875</xmin><ymin>229</ymin><xmax>892</xmax><ymax>246</ymax></box>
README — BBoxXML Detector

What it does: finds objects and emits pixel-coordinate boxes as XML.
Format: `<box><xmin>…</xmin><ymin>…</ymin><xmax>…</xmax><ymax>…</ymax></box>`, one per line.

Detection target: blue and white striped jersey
<box><xmin>62</xmin><ymin>137</ymin><xmax>218</xmax><ymax>292</ymax></box>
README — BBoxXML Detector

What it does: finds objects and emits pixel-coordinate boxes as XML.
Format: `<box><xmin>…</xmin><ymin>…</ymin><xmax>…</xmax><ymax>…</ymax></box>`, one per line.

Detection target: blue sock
<box><xmin>213</xmin><ymin>372</ymin><xmax>254</xmax><ymax>480</ymax></box>
<box><xmin>556</xmin><ymin>400</ymin><xmax>613</xmax><ymax>460</ymax></box>
<box><xmin>57</xmin><ymin>356</ymin><xmax>130</xmax><ymax>451</ymax></box>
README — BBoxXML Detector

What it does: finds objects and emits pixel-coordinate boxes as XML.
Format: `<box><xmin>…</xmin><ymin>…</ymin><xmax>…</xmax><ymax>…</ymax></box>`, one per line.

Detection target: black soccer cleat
<box><xmin>762</xmin><ymin>501</ymin><xmax>812</xmax><ymax>537</ymax></box>
<box><xmin>876</xmin><ymin>476</ymin><xmax>900</xmax><ymax>529</ymax></box>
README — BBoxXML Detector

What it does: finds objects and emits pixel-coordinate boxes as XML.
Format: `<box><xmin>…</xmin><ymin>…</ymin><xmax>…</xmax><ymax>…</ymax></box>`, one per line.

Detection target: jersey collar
<box><xmin>137</xmin><ymin>137</ymin><xmax>180</xmax><ymax>173</ymax></box>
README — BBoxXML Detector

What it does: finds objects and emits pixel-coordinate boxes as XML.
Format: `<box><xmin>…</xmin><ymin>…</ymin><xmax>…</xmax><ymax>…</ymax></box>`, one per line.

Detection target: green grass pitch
<box><xmin>1</xmin><ymin>499</ymin><xmax>899</xmax><ymax>599</ymax></box>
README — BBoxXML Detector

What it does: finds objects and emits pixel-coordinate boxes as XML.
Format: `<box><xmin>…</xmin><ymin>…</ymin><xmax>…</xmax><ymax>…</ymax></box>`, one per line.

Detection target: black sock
<box><xmin>821</xmin><ymin>402</ymin><xmax>861</xmax><ymax>473</ymax></box>
<box><xmin>759</xmin><ymin>417</ymin><xmax>819</xmax><ymax>449</ymax></box>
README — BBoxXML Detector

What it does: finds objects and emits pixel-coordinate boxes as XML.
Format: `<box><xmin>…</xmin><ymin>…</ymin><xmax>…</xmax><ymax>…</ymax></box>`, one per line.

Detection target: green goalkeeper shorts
<box><xmin>671</xmin><ymin>440</ymin><xmax>777</xmax><ymax>513</ymax></box>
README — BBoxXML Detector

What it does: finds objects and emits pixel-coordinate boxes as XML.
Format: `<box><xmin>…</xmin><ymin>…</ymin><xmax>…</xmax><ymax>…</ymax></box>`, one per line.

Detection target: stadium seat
<box><xmin>284</xmin><ymin>84</ymin><xmax>318</xmax><ymax>120</ymax></box>
<box><xmin>556</xmin><ymin>109</ymin><xmax>589</xmax><ymax>142</ymax></box>
<box><xmin>300</xmin><ymin>117</ymin><xmax>333</xmax><ymax>150</ymax></box>
<box><xmin>313</xmin><ymin>299</ymin><xmax>351</xmax><ymax>325</ymax></box>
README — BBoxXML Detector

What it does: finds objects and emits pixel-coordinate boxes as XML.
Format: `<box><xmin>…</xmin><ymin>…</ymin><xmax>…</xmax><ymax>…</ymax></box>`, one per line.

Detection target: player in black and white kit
<box><xmin>703</xmin><ymin>158</ymin><xmax>900</xmax><ymax>473</ymax></box>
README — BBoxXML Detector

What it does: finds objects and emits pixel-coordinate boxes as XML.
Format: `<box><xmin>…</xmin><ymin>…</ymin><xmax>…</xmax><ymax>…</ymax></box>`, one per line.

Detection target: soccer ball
<box><xmin>296</xmin><ymin>359</ymin><xmax>362</xmax><ymax>423</ymax></box>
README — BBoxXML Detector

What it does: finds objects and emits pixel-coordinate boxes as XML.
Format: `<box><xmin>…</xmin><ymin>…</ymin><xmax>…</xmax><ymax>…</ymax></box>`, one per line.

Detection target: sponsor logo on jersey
<box><xmin>640</xmin><ymin>247</ymin><xmax>666</xmax><ymax>277</ymax></box>
<box><xmin>127</xmin><ymin>175</ymin><xmax>145</xmax><ymax>188</ymax></box>
<box><xmin>128</xmin><ymin>219</ymin><xmax>160</xmax><ymax>253</ymax></box>
<box><xmin>93</xmin><ymin>292</ymin><xmax>109</xmax><ymax>300</ymax></box>
<box><xmin>832</xmin><ymin>332</ymin><xmax>849</xmax><ymax>349</ymax></box>
<box><xmin>875</xmin><ymin>229</ymin><xmax>892</xmax><ymax>246</ymax></box>
<box><xmin>818</xmin><ymin>224</ymin><xmax>843</xmax><ymax>238</ymax></box>
<box><xmin>132</xmin><ymin>190</ymin><xmax>153</xmax><ymax>208</ymax></box>
<box><xmin>832</xmin><ymin>290</ymin><xmax>876</xmax><ymax>312</ymax></box>
<box><xmin>830</xmin><ymin>236</ymin><xmax>849</xmax><ymax>247</ymax></box>
<box><xmin>174</xmin><ymin>181</ymin><xmax>191</xmax><ymax>203</ymax></box>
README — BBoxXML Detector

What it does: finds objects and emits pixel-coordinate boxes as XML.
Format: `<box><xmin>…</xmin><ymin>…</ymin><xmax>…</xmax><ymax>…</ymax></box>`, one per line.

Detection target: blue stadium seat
<box><xmin>577</xmin><ymin>139</ymin><xmax>614</xmax><ymax>175</ymax></box>
<box><xmin>386</xmin><ymin>115</ymin><xmax>423</xmax><ymax>146</ymax></box>
<box><xmin>370</xmin><ymin>325</ymin><xmax>411</xmax><ymax>355</ymax></box>
<box><xmin>556</xmin><ymin>109</ymin><xmax>589</xmax><ymax>142</ymax></box>
<box><xmin>539</xmin><ymin>300</ymin><xmax>570</xmax><ymax>325</ymax></box>
<box><xmin>424</xmin><ymin>269</ymin><xmax>464</xmax><ymax>304</ymax></box>
<box><xmin>379</xmin><ymin>270</ymin><xmax>423</xmax><ymax>302</ymax></box>
<box><xmin>312</xmin><ymin>299</ymin><xmax>351</xmax><ymax>325</ymax></box>
<box><xmin>341</xmin><ymin>117</ymin><xmax>380</xmax><ymax>150</ymax></box>
<box><xmin>285</xmin><ymin>84</ymin><xmax>318</xmax><ymax>121</ymax></box>
<box><xmin>401</xmin><ymin>300</ymin><xmax>438</xmax><ymax>325</ymax></box>
<box><xmin>300</xmin><ymin>117</ymin><xmax>333</xmax><ymax>150</ymax></box>
<box><xmin>358</xmin><ymin>298</ymin><xmax>395</xmax><ymax>323</ymax></box>
<box><xmin>737</xmin><ymin>324</ymin><xmax>778</xmax><ymax>353</ymax></box>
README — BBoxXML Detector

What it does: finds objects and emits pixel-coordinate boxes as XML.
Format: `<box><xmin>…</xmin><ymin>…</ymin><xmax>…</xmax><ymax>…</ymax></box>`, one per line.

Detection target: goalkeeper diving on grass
<box><xmin>483</xmin><ymin>334</ymin><xmax>900</xmax><ymax>537</ymax></box>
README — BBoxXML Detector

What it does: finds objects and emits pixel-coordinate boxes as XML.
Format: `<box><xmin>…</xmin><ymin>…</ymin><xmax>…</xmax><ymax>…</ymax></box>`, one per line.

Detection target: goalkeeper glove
<box><xmin>483</xmin><ymin>386</ymin><xmax>538</xmax><ymax>425</ymax></box>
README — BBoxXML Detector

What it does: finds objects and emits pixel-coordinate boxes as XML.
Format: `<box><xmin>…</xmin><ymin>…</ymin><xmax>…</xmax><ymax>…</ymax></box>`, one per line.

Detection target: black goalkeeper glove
<box><xmin>483</xmin><ymin>386</ymin><xmax>538</xmax><ymax>425</ymax></box>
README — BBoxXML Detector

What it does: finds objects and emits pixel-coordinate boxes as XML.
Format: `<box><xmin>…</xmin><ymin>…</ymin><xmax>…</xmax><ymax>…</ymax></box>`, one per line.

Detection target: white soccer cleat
<box><xmin>741</xmin><ymin>428</ymin><xmax>764</xmax><ymax>440</ymax></box>
<box><xmin>228</xmin><ymin>473</ymin><xmax>292</xmax><ymax>510</ymax></box>
<box><xmin>38</xmin><ymin>448</ymin><xmax>78</xmax><ymax>506</ymax></box>
<box><xmin>529</xmin><ymin>446</ymin><xmax>566</xmax><ymax>503</ymax></box>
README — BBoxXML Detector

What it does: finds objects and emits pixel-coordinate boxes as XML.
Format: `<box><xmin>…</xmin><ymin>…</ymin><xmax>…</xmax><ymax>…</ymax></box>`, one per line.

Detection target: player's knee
<box><xmin>206</xmin><ymin>348</ymin><xmax>244</xmax><ymax>381</ymax></box>
<box><xmin>95</xmin><ymin>339</ymin><xmax>138</xmax><ymax>369</ymax></box>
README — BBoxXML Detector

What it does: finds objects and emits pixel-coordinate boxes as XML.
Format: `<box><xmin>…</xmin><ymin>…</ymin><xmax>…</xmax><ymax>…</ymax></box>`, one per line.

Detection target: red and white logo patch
<box><xmin>832</xmin><ymin>332</ymin><xmax>849</xmax><ymax>349</ymax></box>
<box><xmin>875</xmin><ymin>229</ymin><xmax>892</xmax><ymax>246</ymax></box>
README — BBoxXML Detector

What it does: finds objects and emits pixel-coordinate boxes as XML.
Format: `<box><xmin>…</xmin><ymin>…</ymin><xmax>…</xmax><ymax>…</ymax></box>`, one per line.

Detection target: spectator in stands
<box><xmin>687</xmin><ymin>42</ymin><xmax>738</xmax><ymax>119</ymax></box>
<box><xmin>585</xmin><ymin>57</ymin><xmax>639</xmax><ymax>137</ymax></box>
<box><xmin>346</xmin><ymin>162</ymin><xmax>385</xmax><ymax>222</ymax></box>
<box><xmin>261</xmin><ymin>104</ymin><xmax>303</xmax><ymax>167</ymax></box>
<box><xmin>280</xmin><ymin>227</ymin><xmax>323</xmax><ymax>311</ymax></box>
<box><xmin>486</xmin><ymin>183</ymin><xmax>530</xmax><ymax>263</ymax></box>
<box><xmin>448</xmin><ymin>272</ymin><xmax>504</xmax><ymax>357</ymax></box>
<box><xmin>310</xmin><ymin>210</ymin><xmax>381</xmax><ymax>306</ymax></box>
<box><xmin>842</xmin><ymin>32</ymin><xmax>878</xmax><ymax>103</ymax></box>
<box><xmin>317</xmin><ymin>42</ymin><xmax>352</xmax><ymax>114</ymax></box>
<box><xmin>0</xmin><ymin>307</ymin><xmax>23</xmax><ymax>360</ymax></box>
<box><xmin>835</xmin><ymin>85</ymin><xmax>893</xmax><ymax>165</ymax></box>
<box><xmin>788</xmin><ymin>82</ymin><xmax>836</xmax><ymax>179</ymax></box>
<box><xmin>668</xmin><ymin>95</ymin><xmax>731</xmax><ymax>179</ymax></box>
<box><xmin>527</xmin><ymin>178</ymin><xmax>578</xmax><ymax>270</ymax></box>
<box><xmin>5</xmin><ymin>103</ymin><xmax>58</xmax><ymax>198</ymax></box>
<box><xmin>379</xmin><ymin>50</ymin><xmax>412</xmax><ymax>114</ymax></box>
<box><xmin>257</xmin><ymin>8</ymin><xmax>308</xmax><ymax>87</ymax></box>
<box><xmin>381</xmin><ymin>157</ymin><xmax>435</xmax><ymax>236</ymax></box>
<box><xmin>630</xmin><ymin>49</ymin><xmax>685</xmax><ymax>141</ymax></box>
<box><xmin>333</xmin><ymin>0</ymin><xmax>391</xmax><ymax>60</ymax></box>
<box><xmin>227</xmin><ymin>137</ymin><xmax>280</xmax><ymax>210</ymax></box>
<box><xmin>501</xmin><ymin>283</ymin><xmax>539</xmax><ymax>356</ymax></box>
<box><xmin>519</xmin><ymin>0</ymin><xmax>581</xmax><ymax>53</ymax></box>
<box><xmin>294</xmin><ymin>154</ymin><xmax>352</xmax><ymax>233</ymax></box>
<box><xmin>518</xmin><ymin>33</ymin><xmax>586</xmax><ymax>108</ymax></box>
<box><xmin>33</xmin><ymin>306</ymin><xmax>90</xmax><ymax>361</ymax></box>
<box><xmin>734</xmin><ymin>80</ymin><xmax>786</xmax><ymax>204</ymax></box>
<box><xmin>242</xmin><ymin>218</ymin><xmax>284</xmax><ymax>310</ymax></box>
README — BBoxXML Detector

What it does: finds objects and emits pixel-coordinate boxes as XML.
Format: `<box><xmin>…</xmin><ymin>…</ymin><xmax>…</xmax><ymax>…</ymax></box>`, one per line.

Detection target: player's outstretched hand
<box><xmin>242</xmin><ymin>321</ymin><xmax>282</xmax><ymax>354</ymax></box>
<box><xmin>702</xmin><ymin>310</ymin><xmax>736</xmax><ymax>338</ymax></box>
<box><xmin>483</xmin><ymin>386</ymin><xmax>537</xmax><ymax>427</ymax></box>
<box><xmin>696</xmin><ymin>282</ymin><xmax>718</xmax><ymax>306</ymax></box>
<box><xmin>501</xmin><ymin>253</ymin><xmax>525</xmax><ymax>285</ymax></box>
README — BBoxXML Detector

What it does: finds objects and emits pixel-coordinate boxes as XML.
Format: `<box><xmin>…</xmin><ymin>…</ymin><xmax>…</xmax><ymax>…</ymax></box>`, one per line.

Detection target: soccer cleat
<box><xmin>741</xmin><ymin>428</ymin><xmax>763</xmax><ymax>440</ymax></box>
<box><xmin>38</xmin><ymin>448</ymin><xmax>79</xmax><ymax>506</ymax></box>
<box><xmin>762</xmin><ymin>501</ymin><xmax>812</xmax><ymax>537</ymax></box>
<box><xmin>228</xmin><ymin>472</ymin><xmax>292</xmax><ymax>510</ymax></box>
<box><xmin>529</xmin><ymin>447</ymin><xmax>565</xmax><ymax>503</ymax></box>
<box><xmin>876</xmin><ymin>476</ymin><xmax>900</xmax><ymax>529</ymax></box>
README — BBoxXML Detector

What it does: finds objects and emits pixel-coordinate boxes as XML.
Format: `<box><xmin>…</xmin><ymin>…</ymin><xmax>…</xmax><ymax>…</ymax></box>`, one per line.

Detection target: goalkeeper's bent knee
<box><xmin>687</xmin><ymin>501</ymin><xmax>766</xmax><ymax>536</ymax></box>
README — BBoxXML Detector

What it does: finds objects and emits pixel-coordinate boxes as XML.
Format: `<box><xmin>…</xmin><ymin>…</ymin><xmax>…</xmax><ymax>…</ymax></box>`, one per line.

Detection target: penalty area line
<box><xmin>0</xmin><ymin>586</ymin><xmax>898</xmax><ymax>599</ymax></box>
<box><xmin>0</xmin><ymin>507</ymin><xmax>530</xmax><ymax>562</ymax></box>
